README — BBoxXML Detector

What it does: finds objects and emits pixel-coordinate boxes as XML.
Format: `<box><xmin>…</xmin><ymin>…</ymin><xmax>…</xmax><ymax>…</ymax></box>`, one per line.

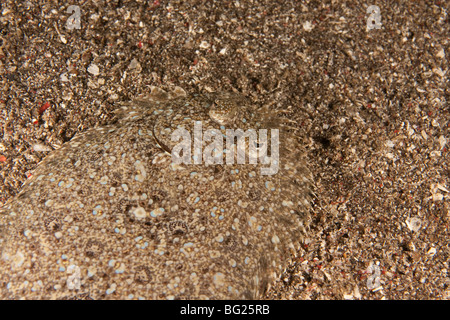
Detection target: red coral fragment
<box><xmin>38</xmin><ymin>102</ymin><xmax>51</xmax><ymax>115</ymax></box>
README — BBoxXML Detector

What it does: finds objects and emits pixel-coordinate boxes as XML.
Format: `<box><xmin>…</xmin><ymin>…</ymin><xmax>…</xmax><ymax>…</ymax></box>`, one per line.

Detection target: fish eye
<box><xmin>209</xmin><ymin>99</ymin><xmax>238</xmax><ymax>125</ymax></box>
<box><xmin>254</xmin><ymin>141</ymin><xmax>265</xmax><ymax>148</ymax></box>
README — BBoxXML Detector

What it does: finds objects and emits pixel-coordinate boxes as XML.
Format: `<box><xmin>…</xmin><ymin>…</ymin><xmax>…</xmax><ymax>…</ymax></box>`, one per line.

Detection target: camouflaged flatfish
<box><xmin>0</xmin><ymin>87</ymin><xmax>312</xmax><ymax>299</ymax></box>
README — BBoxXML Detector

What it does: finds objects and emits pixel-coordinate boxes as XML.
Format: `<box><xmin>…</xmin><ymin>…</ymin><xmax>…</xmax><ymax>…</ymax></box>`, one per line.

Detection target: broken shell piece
<box><xmin>406</xmin><ymin>217</ymin><xmax>422</xmax><ymax>232</ymax></box>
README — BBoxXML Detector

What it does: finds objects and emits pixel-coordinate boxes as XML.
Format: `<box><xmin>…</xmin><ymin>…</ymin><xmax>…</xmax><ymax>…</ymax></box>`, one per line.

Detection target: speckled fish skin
<box><xmin>0</xmin><ymin>88</ymin><xmax>312</xmax><ymax>300</ymax></box>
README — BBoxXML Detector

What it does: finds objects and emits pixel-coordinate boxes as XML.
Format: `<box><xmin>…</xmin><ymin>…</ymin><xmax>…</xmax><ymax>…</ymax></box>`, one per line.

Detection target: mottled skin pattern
<box><xmin>0</xmin><ymin>88</ymin><xmax>312</xmax><ymax>299</ymax></box>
